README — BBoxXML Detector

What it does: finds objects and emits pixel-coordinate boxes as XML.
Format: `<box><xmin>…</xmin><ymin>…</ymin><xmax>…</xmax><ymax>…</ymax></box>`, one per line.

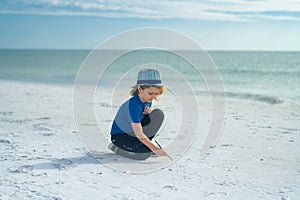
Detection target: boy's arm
<box><xmin>131</xmin><ymin>123</ymin><xmax>167</xmax><ymax>156</ymax></box>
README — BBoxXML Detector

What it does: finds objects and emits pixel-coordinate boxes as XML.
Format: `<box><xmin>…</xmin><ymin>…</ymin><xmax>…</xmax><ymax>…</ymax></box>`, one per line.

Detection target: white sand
<box><xmin>0</xmin><ymin>80</ymin><xmax>299</xmax><ymax>199</ymax></box>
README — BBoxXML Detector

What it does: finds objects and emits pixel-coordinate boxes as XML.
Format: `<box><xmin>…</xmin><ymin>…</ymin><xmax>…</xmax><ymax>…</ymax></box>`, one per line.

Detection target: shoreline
<box><xmin>1</xmin><ymin>78</ymin><xmax>298</xmax><ymax>106</ymax></box>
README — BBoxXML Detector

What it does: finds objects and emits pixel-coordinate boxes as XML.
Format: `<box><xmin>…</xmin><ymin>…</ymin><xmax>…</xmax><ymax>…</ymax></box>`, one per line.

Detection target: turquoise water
<box><xmin>0</xmin><ymin>49</ymin><xmax>299</xmax><ymax>104</ymax></box>
<box><xmin>212</xmin><ymin>51</ymin><xmax>300</xmax><ymax>104</ymax></box>
<box><xmin>0</xmin><ymin>49</ymin><xmax>87</xmax><ymax>83</ymax></box>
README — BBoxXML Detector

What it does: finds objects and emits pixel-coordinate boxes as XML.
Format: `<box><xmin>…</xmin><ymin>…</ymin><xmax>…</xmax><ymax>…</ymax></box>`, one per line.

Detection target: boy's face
<box><xmin>138</xmin><ymin>86</ymin><xmax>160</xmax><ymax>103</ymax></box>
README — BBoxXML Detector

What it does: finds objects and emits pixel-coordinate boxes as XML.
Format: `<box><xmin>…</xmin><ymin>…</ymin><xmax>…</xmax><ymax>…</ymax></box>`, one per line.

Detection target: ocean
<box><xmin>0</xmin><ymin>49</ymin><xmax>299</xmax><ymax>105</ymax></box>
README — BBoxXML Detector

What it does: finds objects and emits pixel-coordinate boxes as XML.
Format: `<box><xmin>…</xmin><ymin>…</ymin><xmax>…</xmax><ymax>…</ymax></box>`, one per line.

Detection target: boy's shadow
<box><xmin>33</xmin><ymin>151</ymin><xmax>158</xmax><ymax>171</ymax></box>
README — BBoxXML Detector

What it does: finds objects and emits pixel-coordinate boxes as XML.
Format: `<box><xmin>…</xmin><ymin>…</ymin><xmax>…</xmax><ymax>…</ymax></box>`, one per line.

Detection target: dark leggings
<box><xmin>111</xmin><ymin>109</ymin><xmax>164</xmax><ymax>153</ymax></box>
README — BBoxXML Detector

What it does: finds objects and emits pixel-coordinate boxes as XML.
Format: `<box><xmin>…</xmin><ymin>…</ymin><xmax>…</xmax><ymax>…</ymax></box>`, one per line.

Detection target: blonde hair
<box><xmin>130</xmin><ymin>85</ymin><xmax>166</xmax><ymax>103</ymax></box>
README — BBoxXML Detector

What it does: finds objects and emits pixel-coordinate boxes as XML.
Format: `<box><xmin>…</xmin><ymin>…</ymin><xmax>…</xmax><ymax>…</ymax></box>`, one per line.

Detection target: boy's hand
<box><xmin>143</xmin><ymin>106</ymin><xmax>152</xmax><ymax>114</ymax></box>
<box><xmin>153</xmin><ymin>148</ymin><xmax>168</xmax><ymax>156</ymax></box>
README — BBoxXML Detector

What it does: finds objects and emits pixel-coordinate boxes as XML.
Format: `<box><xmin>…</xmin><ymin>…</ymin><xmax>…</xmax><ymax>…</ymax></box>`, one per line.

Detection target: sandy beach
<box><xmin>0</xmin><ymin>79</ymin><xmax>299</xmax><ymax>199</ymax></box>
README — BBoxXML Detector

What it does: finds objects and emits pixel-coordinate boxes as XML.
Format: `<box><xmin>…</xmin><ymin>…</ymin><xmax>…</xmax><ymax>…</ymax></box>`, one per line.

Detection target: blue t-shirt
<box><xmin>110</xmin><ymin>94</ymin><xmax>152</xmax><ymax>135</ymax></box>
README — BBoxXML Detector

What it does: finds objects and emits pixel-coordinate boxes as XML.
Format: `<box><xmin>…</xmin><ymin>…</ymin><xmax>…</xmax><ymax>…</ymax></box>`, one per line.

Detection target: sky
<box><xmin>0</xmin><ymin>0</ymin><xmax>300</xmax><ymax>50</ymax></box>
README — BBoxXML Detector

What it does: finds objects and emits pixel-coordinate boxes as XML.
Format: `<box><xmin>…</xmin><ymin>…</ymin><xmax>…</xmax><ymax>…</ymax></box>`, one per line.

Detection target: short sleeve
<box><xmin>129</xmin><ymin>98</ymin><xmax>143</xmax><ymax>123</ymax></box>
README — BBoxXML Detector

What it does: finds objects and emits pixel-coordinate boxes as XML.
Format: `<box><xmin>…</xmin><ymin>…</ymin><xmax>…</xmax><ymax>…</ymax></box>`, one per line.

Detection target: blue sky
<box><xmin>0</xmin><ymin>0</ymin><xmax>300</xmax><ymax>50</ymax></box>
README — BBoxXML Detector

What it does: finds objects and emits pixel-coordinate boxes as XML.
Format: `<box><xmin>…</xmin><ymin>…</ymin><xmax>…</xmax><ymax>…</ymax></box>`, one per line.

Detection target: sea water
<box><xmin>0</xmin><ymin>49</ymin><xmax>299</xmax><ymax>105</ymax></box>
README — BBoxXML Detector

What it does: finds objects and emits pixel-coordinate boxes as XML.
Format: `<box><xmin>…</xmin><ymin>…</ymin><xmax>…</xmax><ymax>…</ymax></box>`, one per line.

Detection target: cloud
<box><xmin>1</xmin><ymin>0</ymin><xmax>300</xmax><ymax>21</ymax></box>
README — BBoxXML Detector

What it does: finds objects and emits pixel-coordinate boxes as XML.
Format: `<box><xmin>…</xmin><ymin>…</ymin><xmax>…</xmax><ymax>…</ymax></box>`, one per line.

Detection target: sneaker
<box><xmin>108</xmin><ymin>143</ymin><xmax>114</xmax><ymax>149</ymax></box>
<box><xmin>108</xmin><ymin>143</ymin><xmax>118</xmax><ymax>153</ymax></box>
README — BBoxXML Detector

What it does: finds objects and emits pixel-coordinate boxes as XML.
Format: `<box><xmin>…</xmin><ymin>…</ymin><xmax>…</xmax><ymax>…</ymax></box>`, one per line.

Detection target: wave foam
<box><xmin>225</xmin><ymin>92</ymin><xmax>284</xmax><ymax>104</ymax></box>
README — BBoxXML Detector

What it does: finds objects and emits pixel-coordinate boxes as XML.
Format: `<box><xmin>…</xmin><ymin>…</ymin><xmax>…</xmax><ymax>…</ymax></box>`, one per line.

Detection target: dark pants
<box><xmin>111</xmin><ymin>109</ymin><xmax>164</xmax><ymax>153</ymax></box>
